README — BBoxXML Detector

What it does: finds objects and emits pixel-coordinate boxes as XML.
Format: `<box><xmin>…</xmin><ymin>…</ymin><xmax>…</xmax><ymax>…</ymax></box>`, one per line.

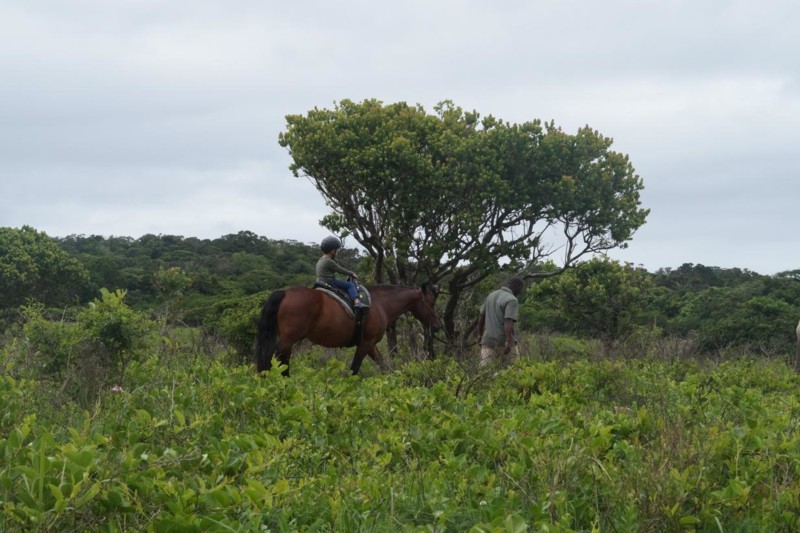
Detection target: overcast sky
<box><xmin>1</xmin><ymin>1</ymin><xmax>798</xmax><ymax>275</ymax></box>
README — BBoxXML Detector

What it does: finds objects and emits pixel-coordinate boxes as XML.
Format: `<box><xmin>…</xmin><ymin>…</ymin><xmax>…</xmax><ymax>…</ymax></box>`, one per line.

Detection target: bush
<box><xmin>194</xmin><ymin>292</ymin><xmax>266</xmax><ymax>364</ymax></box>
<box><xmin>3</xmin><ymin>320</ymin><xmax>800</xmax><ymax>530</ymax></box>
<box><xmin>19</xmin><ymin>289</ymin><xmax>155</xmax><ymax>405</ymax></box>
<box><xmin>21</xmin><ymin>303</ymin><xmax>82</xmax><ymax>377</ymax></box>
<box><xmin>79</xmin><ymin>288</ymin><xmax>155</xmax><ymax>370</ymax></box>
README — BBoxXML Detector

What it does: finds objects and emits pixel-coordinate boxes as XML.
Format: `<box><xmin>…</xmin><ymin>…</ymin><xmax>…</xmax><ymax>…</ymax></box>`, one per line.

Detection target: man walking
<box><xmin>477</xmin><ymin>277</ymin><xmax>525</xmax><ymax>366</ymax></box>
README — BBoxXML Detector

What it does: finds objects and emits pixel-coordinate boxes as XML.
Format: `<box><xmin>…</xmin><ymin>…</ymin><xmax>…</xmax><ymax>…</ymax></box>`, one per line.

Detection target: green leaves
<box><xmin>2</xmin><ymin>345</ymin><xmax>800</xmax><ymax>531</ymax></box>
<box><xmin>523</xmin><ymin>257</ymin><xmax>655</xmax><ymax>342</ymax></box>
<box><xmin>280</xmin><ymin>99</ymin><xmax>649</xmax><ymax>338</ymax></box>
<box><xmin>79</xmin><ymin>288</ymin><xmax>155</xmax><ymax>361</ymax></box>
<box><xmin>0</xmin><ymin>226</ymin><xmax>89</xmax><ymax>309</ymax></box>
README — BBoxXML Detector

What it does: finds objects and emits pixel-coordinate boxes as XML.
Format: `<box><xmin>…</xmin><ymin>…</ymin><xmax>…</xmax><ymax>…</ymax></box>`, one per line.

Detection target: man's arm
<box><xmin>503</xmin><ymin>318</ymin><xmax>515</xmax><ymax>354</ymax></box>
<box><xmin>477</xmin><ymin>312</ymin><xmax>485</xmax><ymax>344</ymax></box>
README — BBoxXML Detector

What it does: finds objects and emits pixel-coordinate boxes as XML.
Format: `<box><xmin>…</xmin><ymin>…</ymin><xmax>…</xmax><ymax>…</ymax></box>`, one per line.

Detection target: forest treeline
<box><xmin>1</xmin><ymin>226</ymin><xmax>799</xmax><ymax>359</ymax></box>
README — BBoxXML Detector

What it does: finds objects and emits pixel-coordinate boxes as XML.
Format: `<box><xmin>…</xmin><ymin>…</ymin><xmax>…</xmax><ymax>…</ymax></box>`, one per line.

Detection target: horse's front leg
<box><xmin>350</xmin><ymin>344</ymin><xmax>372</xmax><ymax>375</ymax></box>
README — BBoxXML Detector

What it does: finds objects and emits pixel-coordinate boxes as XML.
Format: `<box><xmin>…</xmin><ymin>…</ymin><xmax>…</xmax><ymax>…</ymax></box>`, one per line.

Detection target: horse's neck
<box><xmin>370</xmin><ymin>286</ymin><xmax>417</xmax><ymax>320</ymax></box>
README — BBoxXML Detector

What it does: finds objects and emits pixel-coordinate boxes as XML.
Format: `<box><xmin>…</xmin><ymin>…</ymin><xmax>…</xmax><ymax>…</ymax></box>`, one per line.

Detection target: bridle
<box><xmin>417</xmin><ymin>286</ymin><xmax>441</xmax><ymax>330</ymax></box>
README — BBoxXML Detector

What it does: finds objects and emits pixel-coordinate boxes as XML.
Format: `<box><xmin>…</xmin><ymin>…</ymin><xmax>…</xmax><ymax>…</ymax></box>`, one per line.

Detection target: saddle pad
<box><xmin>314</xmin><ymin>287</ymin><xmax>356</xmax><ymax>318</ymax></box>
<box><xmin>313</xmin><ymin>285</ymin><xmax>372</xmax><ymax>319</ymax></box>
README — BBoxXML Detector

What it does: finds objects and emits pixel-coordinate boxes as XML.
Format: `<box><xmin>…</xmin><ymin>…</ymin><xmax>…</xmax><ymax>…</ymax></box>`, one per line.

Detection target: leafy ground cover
<box><xmin>2</xmin><ymin>346</ymin><xmax>800</xmax><ymax>532</ymax></box>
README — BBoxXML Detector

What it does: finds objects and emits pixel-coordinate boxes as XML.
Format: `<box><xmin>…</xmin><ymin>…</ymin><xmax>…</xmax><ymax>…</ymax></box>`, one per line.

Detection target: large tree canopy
<box><xmin>0</xmin><ymin>226</ymin><xmax>89</xmax><ymax>309</ymax></box>
<box><xmin>279</xmin><ymin>99</ymin><xmax>649</xmax><ymax>338</ymax></box>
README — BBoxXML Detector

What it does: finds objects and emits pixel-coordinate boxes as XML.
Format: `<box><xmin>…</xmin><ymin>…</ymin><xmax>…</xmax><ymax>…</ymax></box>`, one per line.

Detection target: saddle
<box><xmin>313</xmin><ymin>280</ymin><xmax>371</xmax><ymax>347</ymax></box>
<box><xmin>312</xmin><ymin>279</ymin><xmax>371</xmax><ymax>316</ymax></box>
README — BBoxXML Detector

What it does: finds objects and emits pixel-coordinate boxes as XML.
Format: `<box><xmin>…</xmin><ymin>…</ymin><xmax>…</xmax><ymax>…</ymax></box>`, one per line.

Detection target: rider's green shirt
<box><xmin>316</xmin><ymin>256</ymin><xmax>351</xmax><ymax>280</ymax></box>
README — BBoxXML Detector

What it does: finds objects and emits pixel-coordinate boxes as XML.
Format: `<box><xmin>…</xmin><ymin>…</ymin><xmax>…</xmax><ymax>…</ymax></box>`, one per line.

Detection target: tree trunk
<box><xmin>442</xmin><ymin>278</ymin><xmax>465</xmax><ymax>341</ymax></box>
<box><xmin>374</xmin><ymin>250</ymin><xmax>384</xmax><ymax>283</ymax></box>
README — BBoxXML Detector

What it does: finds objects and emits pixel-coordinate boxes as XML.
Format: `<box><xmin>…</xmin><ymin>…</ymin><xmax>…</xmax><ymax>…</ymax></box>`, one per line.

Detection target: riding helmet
<box><xmin>320</xmin><ymin>236</ymin><xmax>342</xmax><ymax>253</ymax></box>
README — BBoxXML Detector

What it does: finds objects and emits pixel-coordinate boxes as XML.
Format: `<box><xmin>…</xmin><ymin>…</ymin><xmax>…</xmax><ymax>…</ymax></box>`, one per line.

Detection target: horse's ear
<box><xmin>421</xmin><ymin>282</ymin><xmax>439</xmax><ymax>297</ymax></box>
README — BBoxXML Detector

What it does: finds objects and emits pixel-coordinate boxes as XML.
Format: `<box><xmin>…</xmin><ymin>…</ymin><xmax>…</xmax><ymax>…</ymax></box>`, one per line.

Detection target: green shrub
<box><xmin>182</xmin><ymin>291</ymin><xmax>274</xmax><ymax>365</ymax></box>
<box><xmin>21</xmin><ymin>302</ymin><xmax>83</xmax><ymax>377</ymax></box>
<box><xmin>4</xmin><ymin>319</ymin><xmax>800</xmax><ymax>531</ymax></box>
<box><xmin>153</xmin><ymin>265</ymin><xmax>191</xmax><ymax>324</ymax></box>
<box><xmin>17</xmin><ymin>289</ymin><xmax>155</xmax><ymax>405</ymax></box>
<box><xmin>528</xmin><ymin>333</ymin><xmax>599</xmax><ymax>361</ymax></box>
<box><xmin>78</xmin><ymin>288</ymin><xmax>155</xmax><ymax>370</ymax></box>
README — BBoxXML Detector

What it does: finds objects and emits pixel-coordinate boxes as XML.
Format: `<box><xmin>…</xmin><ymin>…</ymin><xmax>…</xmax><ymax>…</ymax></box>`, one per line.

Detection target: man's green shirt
<box><xmin>480</xmin><ymin>286</ymin><xmax>519</xmax><ymax>346</ymax></box>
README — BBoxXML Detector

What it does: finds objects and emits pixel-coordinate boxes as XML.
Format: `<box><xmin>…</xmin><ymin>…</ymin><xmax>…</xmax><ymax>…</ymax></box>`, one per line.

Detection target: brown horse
<box><xmin>255</xmin><ymin>283</ymin><xmax>441</xmax><ymax>375</ymax></box>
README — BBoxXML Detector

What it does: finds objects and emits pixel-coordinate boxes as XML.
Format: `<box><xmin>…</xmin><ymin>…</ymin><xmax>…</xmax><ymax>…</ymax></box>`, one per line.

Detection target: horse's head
<box><xmin>413</xmin><ymin>282</ymin><xmax>442</xmax><ymax>331</ymax></box>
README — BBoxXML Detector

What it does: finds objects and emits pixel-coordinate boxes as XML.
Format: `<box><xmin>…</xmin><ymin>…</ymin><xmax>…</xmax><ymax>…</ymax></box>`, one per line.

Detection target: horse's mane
<box><xmin>365</xmin><ymin>283</ymin><xmax>419</xmax><ymax>290</ymax></box>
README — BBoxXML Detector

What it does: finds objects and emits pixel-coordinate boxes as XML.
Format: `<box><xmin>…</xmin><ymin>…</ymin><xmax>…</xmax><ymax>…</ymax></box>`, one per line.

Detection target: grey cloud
<box><xmin>1</xmin><ymin>0</ymin><xmax>799</xmax><ymax>274</ymax></box>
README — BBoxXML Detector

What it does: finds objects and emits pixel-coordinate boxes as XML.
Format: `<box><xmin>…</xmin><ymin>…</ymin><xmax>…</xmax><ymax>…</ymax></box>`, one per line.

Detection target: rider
<box><xmin>316</xmin><ymin>236</ymin><xmax>363</xmax><ymax>307</ymax></box>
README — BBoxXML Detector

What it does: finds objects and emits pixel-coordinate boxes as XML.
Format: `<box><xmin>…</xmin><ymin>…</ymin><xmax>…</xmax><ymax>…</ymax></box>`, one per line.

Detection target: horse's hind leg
<box><xmin>351</xmin><ymin>344</ymin><xmax>387</xmax><ymax>375</ymax></box>
<box><xmin>276</xmin><ymin>342</ymin><xmax>293</xmax><ymax>376</ymax></box>
<box><xmin>368</xmin><ymin>346</ymin><xmax>390</xmax><ymax>373</ymax></box>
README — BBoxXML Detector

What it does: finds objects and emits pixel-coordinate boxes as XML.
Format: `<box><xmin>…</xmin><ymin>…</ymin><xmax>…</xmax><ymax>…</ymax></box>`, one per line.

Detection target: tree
<box><xmin>675</xmin><ymin>282</ymin><xmax>799</xmax><ymax>354</ymax></box>
<box><xmin>0</xmin><ymin>226</ymin><xmax>89</xmax><ymax>309</ymax></box>
<box><xmin>153</xmin><ymin>266</ymin><xmax>191</xmax><ymax>324</ymax></box>
<box><xmin>653</xmin><ymin>263</ymin><xmax>760</xmax><ymax>293</ymax></box>
<box><xmin>522</xmin><ymin>257</ymin><xmax>654</xmax><ymax>346</ymax></box>
<box><xmin>279</xmin><ymin>99</ymin><xmax>649</xmax><ymax>339</ymax></box>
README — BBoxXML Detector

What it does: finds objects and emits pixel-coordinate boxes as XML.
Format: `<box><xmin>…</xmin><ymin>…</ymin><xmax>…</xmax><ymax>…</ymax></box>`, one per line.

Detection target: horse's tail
<box><xmin>255</xmin><ymin>290</ymin><xmax>285</xmax><ymax>373</ymax></box>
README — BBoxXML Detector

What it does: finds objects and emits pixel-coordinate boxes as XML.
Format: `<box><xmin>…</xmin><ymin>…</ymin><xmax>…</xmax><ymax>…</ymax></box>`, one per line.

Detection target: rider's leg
<box><xmin>332</xmin><ymin>279</ymin><xmax>361</xmax><ymax>306</ymax></box>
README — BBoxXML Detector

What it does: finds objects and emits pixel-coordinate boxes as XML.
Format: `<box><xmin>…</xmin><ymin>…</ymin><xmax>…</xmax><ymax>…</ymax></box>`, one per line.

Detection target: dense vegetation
<box><xmin>3</xmin><ymin>329</ymin><xmax>800</xmax><ymax>531</ymax></box>
<box><xmin>521</xmin><ymin>257</ymin><xmax>800</xmax><ymax>359</ymax></box>
<box><xmin>3</xmin><ymin>227</ymin><xmax>796</xmax><ymax>361</ymax></box>
<box><xmin>2</xmin><ymin>226</ymin><xmax>800</xmax><ymax>530</ymax></box>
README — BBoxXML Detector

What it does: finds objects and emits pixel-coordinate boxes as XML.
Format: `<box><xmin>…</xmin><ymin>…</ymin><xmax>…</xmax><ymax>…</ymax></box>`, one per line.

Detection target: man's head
<box><xmin>505</xmin><ymin>276</ymin><xmax>525</xmax><ymax>296</ymax></box>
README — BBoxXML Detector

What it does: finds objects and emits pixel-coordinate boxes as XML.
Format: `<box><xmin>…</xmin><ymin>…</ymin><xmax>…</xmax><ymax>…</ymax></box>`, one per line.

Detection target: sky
<box><xmin>1</xmin><ymin>0</ymin><xmax>798</xmax><ymax>275</ymax></box>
